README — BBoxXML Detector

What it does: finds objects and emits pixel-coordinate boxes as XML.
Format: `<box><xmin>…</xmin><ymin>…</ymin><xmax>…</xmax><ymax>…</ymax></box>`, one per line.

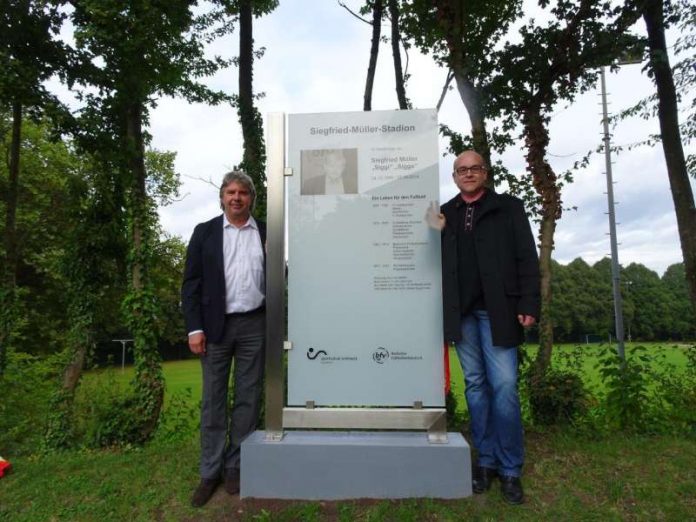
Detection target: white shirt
<box><xmin>222</xmin><ymin>214</ymin><xmax>265</xmax><ymax>313</ymax></box>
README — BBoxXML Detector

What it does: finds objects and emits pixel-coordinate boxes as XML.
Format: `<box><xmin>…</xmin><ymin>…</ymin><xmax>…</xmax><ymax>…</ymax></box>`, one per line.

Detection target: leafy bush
<box><xmin>154</xmin><ymin>387</ymin><xmax>198</xmax><ymax>444</ymax></box>
<box><xmin>446</xmin><ymin>388</ymin><xmax>467</xmax><ymax>431</ymax></box>
<box><xmin>0</xmin><ymin>351</ymin><xmax>63</xmax><ymax>455</ymax></box>
<box><xmin>529</xmin><ymin>369</ymin><xmax>588</xmax><ymax>425</ymax></box>
<box><xmin>650</xmin><ymin>344</ymin><xmax>696</xmax><ymax>436</ymax></box>
<box><xmin>595</xmin><ymin>345</ymin><xmax>654</xmax><ymax>433</ymax></box>
<box><xmin>72</xmin><ymin>368</ymin><xmax>144</xmax><ymax>448</ymax></box>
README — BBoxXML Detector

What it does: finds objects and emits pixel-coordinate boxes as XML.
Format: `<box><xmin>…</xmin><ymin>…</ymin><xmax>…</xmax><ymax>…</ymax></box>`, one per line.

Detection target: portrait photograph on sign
<box><xmin>301</xmin><ymin>148</ymin><xmax>359</xmax><ymax>195</ymax></box>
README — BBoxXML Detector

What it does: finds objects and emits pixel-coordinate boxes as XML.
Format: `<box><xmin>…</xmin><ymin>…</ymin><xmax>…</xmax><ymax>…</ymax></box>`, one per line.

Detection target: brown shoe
<box><xmin>224</xmin><ymin>469</ymin><xmax>240</xmax><ymax>495</ymax></box>
<box><xmin>191</xmin><ymin>477</ymin><xmax>220</xmax><ymax>508</ymax></box>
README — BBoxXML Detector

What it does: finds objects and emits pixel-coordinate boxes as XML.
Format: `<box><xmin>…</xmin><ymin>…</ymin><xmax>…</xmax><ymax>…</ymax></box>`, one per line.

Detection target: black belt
<box><xmin>225</xmin><ymin>305</ymin><xmax>265</xmax><ymax>317</ymax></box>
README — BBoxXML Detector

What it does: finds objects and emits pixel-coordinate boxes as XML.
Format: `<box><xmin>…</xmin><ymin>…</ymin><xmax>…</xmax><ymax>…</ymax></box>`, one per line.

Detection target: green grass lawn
<box><xmin>2</xmin><ymin>342</ymin><xmax>694</xmax><ymax>521</ymax></box>
<box><xmin>1</xmin><ymin>431</ymin><xmax>694</xmax><ymax>521</ymax></box>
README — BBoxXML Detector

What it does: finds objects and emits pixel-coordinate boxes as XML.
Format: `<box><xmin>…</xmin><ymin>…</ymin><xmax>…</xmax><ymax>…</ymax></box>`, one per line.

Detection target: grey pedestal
<box><xmin>241</xmin><ymin>430</ymin><xmax>472</xmax><ymax>500</ymax></box>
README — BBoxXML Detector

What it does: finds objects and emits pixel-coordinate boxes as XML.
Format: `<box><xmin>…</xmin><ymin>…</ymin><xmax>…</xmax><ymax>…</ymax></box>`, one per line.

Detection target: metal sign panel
<box><xmin>287</xmin><ymin>109</ymin><xmax>444</xmax><ymax>407</ymax></box>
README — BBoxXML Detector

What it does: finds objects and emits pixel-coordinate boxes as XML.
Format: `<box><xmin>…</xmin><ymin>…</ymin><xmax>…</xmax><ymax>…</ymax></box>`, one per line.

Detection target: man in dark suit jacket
<box><xmin>181</xmin><ymin>171</ymin><xmax>266</xmax><ymax>508</ymax></box>
<box><xmin>430</xmin><ymin>150</ymin><xmax>540</xmax><ymax>505</ymax></box>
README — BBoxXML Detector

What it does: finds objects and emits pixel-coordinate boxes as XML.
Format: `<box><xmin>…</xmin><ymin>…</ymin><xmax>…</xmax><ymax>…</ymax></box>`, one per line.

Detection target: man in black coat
<box><xmin>430</xmin><ymin>150</ymin><xmax>540</xmax><ymax>504</ymax></box>
<box><xmin>181</xmin><ymin>171</ymin><xmax>266</xmax><ymax>507</ymax></box>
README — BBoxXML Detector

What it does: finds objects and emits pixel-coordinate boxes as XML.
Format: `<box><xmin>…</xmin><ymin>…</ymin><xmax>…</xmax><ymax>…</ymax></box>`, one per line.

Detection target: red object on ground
<box><xmin>0</xmin><ymin>457</ymin><xmax>11</xmax><ymax>478</ymax></box>
<box><xmin>444</xmin><ymin>343</ymin><xmax>451</xmax><ymax>394</ymax></box>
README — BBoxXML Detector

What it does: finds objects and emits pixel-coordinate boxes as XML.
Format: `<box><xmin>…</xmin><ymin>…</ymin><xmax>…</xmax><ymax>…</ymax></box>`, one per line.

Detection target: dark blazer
<box><xmin>181</xmin><ymin>214</ymin><xmax>267</xmax><ymax>344</ymax></box>
<box><xmin>441</xmin><ymin>191</ymin><xmax>540</xmax><ymax>346</ymax></box>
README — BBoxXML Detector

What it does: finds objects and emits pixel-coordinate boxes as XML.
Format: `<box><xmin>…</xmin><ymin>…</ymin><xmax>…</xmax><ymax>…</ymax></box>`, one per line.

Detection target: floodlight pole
<box><xmin>600</xmin><ymin>66</ymin><xmax>625</xmax><ymax>364</ymax></box>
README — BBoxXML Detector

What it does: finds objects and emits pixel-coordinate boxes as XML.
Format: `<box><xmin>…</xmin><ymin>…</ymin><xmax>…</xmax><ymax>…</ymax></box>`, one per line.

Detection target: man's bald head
<box><xmin>453</xmin><ymin>150</ymin><xmax>488</xmax><ymax>197</ymax></box>
<box><xmin>453</xmin><ymin>150</ymin><xmax>486</xmax><ymax>171</ymax></box>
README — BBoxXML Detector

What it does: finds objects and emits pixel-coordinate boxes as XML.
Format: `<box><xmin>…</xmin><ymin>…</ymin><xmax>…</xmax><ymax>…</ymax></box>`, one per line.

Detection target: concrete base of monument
<box><xmin>240</xmin><ymin>430</ymin><xmax>472</xmax><ymax>500</ymax></box>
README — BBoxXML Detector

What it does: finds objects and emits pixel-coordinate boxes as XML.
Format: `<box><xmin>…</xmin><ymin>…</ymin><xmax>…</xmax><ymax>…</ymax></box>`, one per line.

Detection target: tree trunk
<box><xmin>0</xmin><ymin>101</ymin><xmax>22</xmax><ymax>375</ymax></box>
<box><xmin>434</xmin><ymin>1</ymin><xmax>492</xmax><ymax>182</ymax></box>
<box><xmin>125</xmin><ymin>102</ymin><xmax>164</xmax><ymax>442</ymax></box>
<box><xmin>44</xmin><ymin>304</ymin><xmax>94</xmax><ymax>449</ymax></box>
<box><xmin>238</xmin><ymin>0</ymin><xmax>254</xmax><ymax>148</ymax></box>
<box><xmin>237</xmin><ymin>0</ymin><xmax>267</xmax><ymax>215</ymax></box>
<box><xmin>643</xmin><ymin>0</ymin><xmax>696</xmax><ymax>319</ymax></box>
<box><xmin>364</xmin><ymin>0</ymin><xmax>383</xmax><ymax>111</ymax></box>
<box><xmin>451</xmin><ymin>70</ymin><xmax>492</xmax><ymax>172</ymax></box>
<box><xmin>523</xmin><ymin>104</ymin><xmax>562</xmax><ymax>378</ymax></box>
<box><xmin>388</xmin><ymin>0</ymin><xmax>408</xmax><ymax>110</ymax></box>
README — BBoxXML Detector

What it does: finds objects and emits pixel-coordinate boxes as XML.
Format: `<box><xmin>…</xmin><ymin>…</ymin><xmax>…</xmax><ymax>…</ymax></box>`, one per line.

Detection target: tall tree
<box><xmin>387</xmin><ymin>0</ymin><xmax>409</xmax><ymax>109</ymax></box>
<box><xmin>662</xmin><ymin>263</ymin><xmax>696</xmax><ymax>339</ymax></box>
<box><xmin>0</xmin><ymin>0</ymin><xmax>67</xmax><ymax>375</ymax></box>
<box><xmin>231</xmin><ymin>0</ymin><xmax>277</xmax><ymax>217</ymax></box>
<box><xmin>363</xmin><ymin>0</ymin><xmax>383</xmax><ymax>111</ymax></box>
<box><xmin>641</xmin><ymin>0</ymin><xmax>696</xmax><ymax>319</ymax></box>
<box><xmin>399</xmin><ymin>0</ymin><xmax>522</xmax><ymax>172</ymax></box>
<box><xmin>351</xmin><ymin>0</ymin><xmax>409</xmax><ymax>110</ymax></box>
<box><xmin>490</xmin><ymin>0</ymin><xmax>640</xmax><ymax>377</ymax></box>
<box><xmin>613</xmin><ymin>0</ymin><xmax>696</xmax><ymax>322</ymax></box>
<box><xmin>69</xmin><ymin>0</ymin><xmax>229</xmax><ymax>441</ymax></box>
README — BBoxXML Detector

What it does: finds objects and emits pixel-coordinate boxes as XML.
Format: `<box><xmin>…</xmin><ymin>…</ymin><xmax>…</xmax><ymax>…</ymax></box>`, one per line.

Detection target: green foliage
<box><xmin>445</xmin><ymin>387</ymin><xmax>465</xmax><ymax>431</ymax></box>
<box><xmin>0</xmin><ymin>350</ymin><xmax>63</xmax><ymax>455</ymax></box>
<box><xmin>67</xmin><ymin>0</ymin><xmax>238</xmax><ymax>443</ymax></box>
<box><xmin>650</xmin><ymin>344</ymin><xmax>696</xmax><ymax>435</ymax></box>
<box><xmin>614</xmin><ymin>0</ymin><xmax>695</xmax><ymax>177</ymax></box>
<box><xmin>595</xmin><ymin>346</ymin><xmax>653</xmax><ymax>432</ymax></box>
<box><xmin>154</xmin><ymin>388</ymin><xmax>198</xmax><ymax>445</ymax></box>
<box><xmin>529</xmin><ymin>369</ymin><xmax>588</xmax><ymax>426</ymax></box>
<box><xmin>0</xmin><ymin>0</ymin><xmax>69</xmax><ymax>110</ymax></box>
<box><xmin>72</xmin><ymin>366</ymin><xmax>144</xmax><ymax>448</ymax></box>
<box><xmin>0</xmin><ymin>115</ymin><xmax>82</xmax><ymax>355</ymax></box>
<box><xmin>550</xmin><ymin>258</ymin><xmax>695</xmax><ymax>342</ymax></box>
<box><xmin>236</xmin><ymin>101</ymin><xmax>267</xmax><ymax>218</ymax></box>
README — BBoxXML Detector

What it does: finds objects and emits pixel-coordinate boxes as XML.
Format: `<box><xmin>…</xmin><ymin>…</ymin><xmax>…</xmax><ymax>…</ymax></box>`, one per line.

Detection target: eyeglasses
<box><xmin>454</xmin><ymin>165</ymin><xmax>486</xmax><ymax>176</ymax></box>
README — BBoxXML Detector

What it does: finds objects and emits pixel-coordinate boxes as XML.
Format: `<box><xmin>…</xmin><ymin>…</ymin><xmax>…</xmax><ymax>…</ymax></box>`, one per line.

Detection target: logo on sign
<box><xmin>306</xmin><ymin>347</ymin><xmax>328</xmax><ymax>360</ymax></box>
<box><xmin>372</xmin><ymin>346</ymin><xmax>390</xmax><ymax>364</ymax></box>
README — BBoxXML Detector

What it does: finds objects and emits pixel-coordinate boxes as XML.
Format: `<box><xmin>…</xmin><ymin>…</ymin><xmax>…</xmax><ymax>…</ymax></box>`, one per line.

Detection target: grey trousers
<box><xmin>199</xmin><ymin>310</ymin><xmax>265</xmax><ymax>479</ymax></box>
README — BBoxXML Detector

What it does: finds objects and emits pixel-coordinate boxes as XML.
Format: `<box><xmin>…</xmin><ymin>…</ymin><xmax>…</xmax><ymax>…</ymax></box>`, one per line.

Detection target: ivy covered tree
<box><xmin>68</xmin><ymin>0</ymin><xmax>230</xmax><ymax>442</ymax></box>
<box><xmin>489</xmin><ymin>0</ymin><xmax>642</xmax><ymax>378</ymax></box>
<box><xmin>210</xmin><ymin>0</ymin><xmax>277</xmax><ymax>218</ymax></box>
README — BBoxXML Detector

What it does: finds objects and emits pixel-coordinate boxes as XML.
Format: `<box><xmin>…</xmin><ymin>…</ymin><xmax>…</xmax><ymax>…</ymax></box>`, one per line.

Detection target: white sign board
<box><xmin>287</xmin><ymin>109</ymin><xmax>444</xmax><ymax>407</ymax></box>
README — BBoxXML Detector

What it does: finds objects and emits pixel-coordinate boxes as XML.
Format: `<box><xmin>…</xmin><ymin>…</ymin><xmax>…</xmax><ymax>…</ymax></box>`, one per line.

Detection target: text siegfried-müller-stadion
<box><xmin>309</xmin><ymin>124</ymin><xmax>416</xmax><ymax>136</ymax></box>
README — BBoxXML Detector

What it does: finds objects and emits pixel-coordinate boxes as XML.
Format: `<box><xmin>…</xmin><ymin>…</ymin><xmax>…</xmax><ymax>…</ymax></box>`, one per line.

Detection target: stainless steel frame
<box><xmin>264</xmin><ymin>112</ymin><xmax>286</xmax><ymax>442</ymax></box>
<box><xmin>283</xmin><ymin>407</ymin><xmax>448</xmax><ymax>443</ymax></box>
<box><xmin>264</xmin><ymin>112</ymin><xmax>448</xmax><ymax>444</ymax></box>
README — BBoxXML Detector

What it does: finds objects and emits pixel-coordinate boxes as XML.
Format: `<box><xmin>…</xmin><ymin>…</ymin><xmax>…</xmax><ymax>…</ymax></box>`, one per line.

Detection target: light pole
<box><xmin>600</xmin><ymin>66</ymin><xmax>626</xmax><ymax>363</ymax></box>
<box><xmin>112</xmin><ymin>339</ymin><xmax>133</xmax><ymax>371</ymax></box>
<box><xmin>599</xmin><ymin>57</ymin><xmax>641</xmax><ymax>363</ymax></box>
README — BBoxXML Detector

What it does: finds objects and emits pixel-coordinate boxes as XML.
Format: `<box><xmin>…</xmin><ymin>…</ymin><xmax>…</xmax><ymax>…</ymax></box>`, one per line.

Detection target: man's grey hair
<box><xmin>219</xmin><ymin>170</ymin><xmax>257</xmax><ymax>211</ymax></box>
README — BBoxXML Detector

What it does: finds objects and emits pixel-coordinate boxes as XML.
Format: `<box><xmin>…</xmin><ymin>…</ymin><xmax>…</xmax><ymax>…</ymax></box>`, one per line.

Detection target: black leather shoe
<box><xmin>499</xmin><ymin>475</ymin><xmax>524</xmax><ymax>504</ymax></box>
<box><xmin>191</xmin><ymin>477</ymin><xmax>220</xmax><ymax>508</ymax></box>
<box><xmin>472</xmin><ymin>465</ymin><xmax>497</xmax><ymax>494</ymax></box>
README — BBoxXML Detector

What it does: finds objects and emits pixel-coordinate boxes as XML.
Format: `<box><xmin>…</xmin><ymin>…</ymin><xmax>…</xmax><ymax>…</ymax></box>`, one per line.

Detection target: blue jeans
<box><xmin>454</xmin><ymin>310</ymin><xmax>524</xmax><ymax>477</ymax></box>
